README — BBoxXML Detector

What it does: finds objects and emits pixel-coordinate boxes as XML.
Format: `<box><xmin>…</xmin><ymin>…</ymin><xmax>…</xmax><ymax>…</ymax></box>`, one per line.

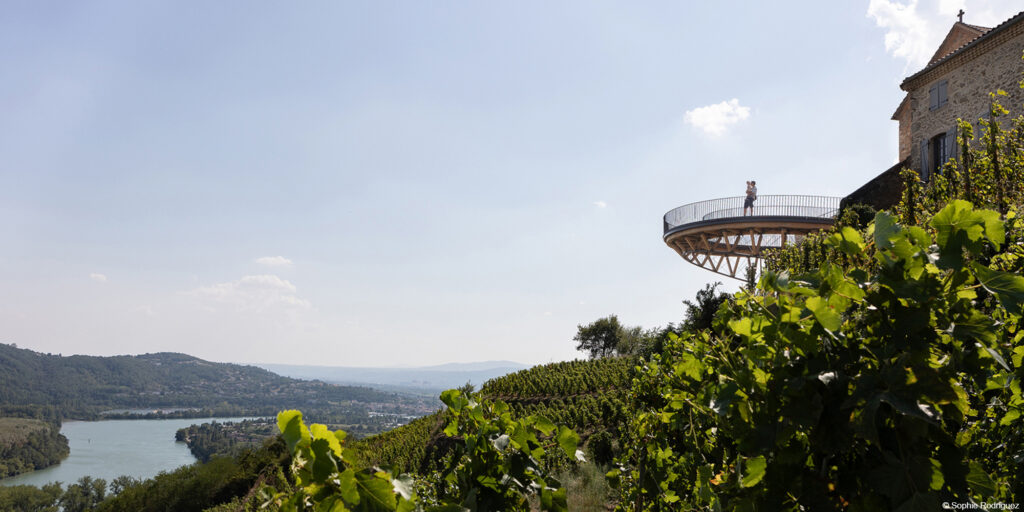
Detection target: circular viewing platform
<box><xmin>663</xmin><ymin>195</ymin><xmax>841</xmax><ymax>279</ymax></box>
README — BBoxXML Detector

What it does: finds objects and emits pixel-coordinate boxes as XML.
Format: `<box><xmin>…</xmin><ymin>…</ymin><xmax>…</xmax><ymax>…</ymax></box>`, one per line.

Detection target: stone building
<box><xmin>845</xmin><ymin>10</ymin><xmax>1024</xmax><ymax>209</ymax></box>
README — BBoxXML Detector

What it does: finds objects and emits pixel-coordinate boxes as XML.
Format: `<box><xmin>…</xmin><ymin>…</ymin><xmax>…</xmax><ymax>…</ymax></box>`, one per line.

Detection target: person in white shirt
<box><xmin>744</xmin><ymin>180</ymin><xmax>757</xmax><ymax>216</ymax></box>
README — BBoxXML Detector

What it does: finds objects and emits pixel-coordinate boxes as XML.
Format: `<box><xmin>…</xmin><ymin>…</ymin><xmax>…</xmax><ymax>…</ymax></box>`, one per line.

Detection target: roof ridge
<box><xmin>903</xmin><ymin>10</ymin><xmax>1024</xmax><ymax>89</ymax></box>
<box><xmin>962</xmin><ymin>22</ymin><xmax>991</xmax><ymax>32</ymax></box>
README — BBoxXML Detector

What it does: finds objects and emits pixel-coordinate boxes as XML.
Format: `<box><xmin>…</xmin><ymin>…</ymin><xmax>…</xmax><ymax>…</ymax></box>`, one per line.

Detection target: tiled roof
<box><xmin>902</xmin><ymin>11</ymin><xmax>1024</xmax><ymax>89</ymax></box>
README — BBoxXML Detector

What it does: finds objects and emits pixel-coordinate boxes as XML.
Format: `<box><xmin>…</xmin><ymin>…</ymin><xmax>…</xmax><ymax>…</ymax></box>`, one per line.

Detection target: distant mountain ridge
<box><xmin>257</xmin><ymin>361</ymin><xmax>530</xmax><ymax>394</ymax></box>
<box><xmin>0</xmin><ymin>343</ymin><xmax>427</xmax><ymax>420</ymax></box>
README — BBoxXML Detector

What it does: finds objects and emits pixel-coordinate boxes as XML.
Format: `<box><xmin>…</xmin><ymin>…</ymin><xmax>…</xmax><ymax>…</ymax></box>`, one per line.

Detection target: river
<box><xmin>0</xmin><ymin>417</ymin><xmax>258</xmax><ymax>488</ymax></box>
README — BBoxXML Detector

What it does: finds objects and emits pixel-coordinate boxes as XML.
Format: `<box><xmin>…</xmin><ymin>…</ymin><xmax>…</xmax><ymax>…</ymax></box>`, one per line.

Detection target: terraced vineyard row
<box><xmin>478</xmin><ymin>357</ymin><xmax>633</xmax><ymax>398</ymax></box>
<box><xmin>354</xmin><ymin>357</ymin><xmax>636</xmax><ymax>473</ymax></box>
<box><xmin>353</xmin><ymin>411</ymin><xmax>447</xmax><ymax>473</ymax></box>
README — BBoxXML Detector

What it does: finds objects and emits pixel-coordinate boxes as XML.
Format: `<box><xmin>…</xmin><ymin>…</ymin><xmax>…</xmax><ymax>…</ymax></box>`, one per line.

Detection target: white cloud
<box><xmin>684</xmin><ymin>99</ymin><xmax>751</xmax><ymax>135</ymax></box>
<box><xmin>867</xmin><ymin>0</ymin><xmax>1021</xmax><ymax>70</ymax></box>
<box><xmin>255</xmin><ymin>256</ymin><xmax>293</xmax><ymax>267</ymax></box>
<box><xmin>133</xmin><ymin>305</ymin><xmax>155</xmax><ymax>317</ymax></box>
<box><xmin>867</xmin><ymin>0</ymin><xmax>935</xmax><ymax>69</ymax></box>
<box><xmin>593</xmin><ymin>201</ymin><xmax>607</xmax><ymax>208</ymax></box>
<box><xmin>188</xmin><ymin>274</ymin><xmax>311</xmax><ymax>312</ymax></box>
<box><xmin>89</xmin><ymin>273</ymin><xmax>107</xmax><ymax>283</ymax></box>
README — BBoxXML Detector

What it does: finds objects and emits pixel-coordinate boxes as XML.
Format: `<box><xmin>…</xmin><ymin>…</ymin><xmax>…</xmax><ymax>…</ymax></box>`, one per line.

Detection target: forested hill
<box><xmin>0</xmin><ymin>343</ymin><xmax>430</xmax><ymax>420</ymax></box>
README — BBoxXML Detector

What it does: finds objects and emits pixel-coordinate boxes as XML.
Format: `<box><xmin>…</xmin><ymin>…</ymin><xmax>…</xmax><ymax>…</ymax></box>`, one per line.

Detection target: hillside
<box><xmin>91</xmin><ymin>356</ymin><xmax>636</xmax><ymax>512</ymax></box>
<box><xmin>257</xmin><ymin>360</ymin><xmax>529</xmax><ymax>395</ymax></box>
<box><xmin>0</xmin><ymin>344</ymin><xmax>434</xmax><ymax>422</ymax></box>
<box><xmin>0</xmin><ymin>418</ymin><xmax>68</xmax><ymax>478</ymax></box>
<box><xmin>354</xmin><ymin>357</ymin><xmax>633</xmax><ymax>473</ymax></box>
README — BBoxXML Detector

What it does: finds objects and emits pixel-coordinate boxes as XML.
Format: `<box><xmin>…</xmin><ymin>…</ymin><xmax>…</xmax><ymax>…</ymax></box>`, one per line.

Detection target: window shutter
<box><xmin>920</xmin><ymin>139</ymin><xmax>930</xmax><ymax>181</ymax></box>
<box><xmin>929</xmin><ymin>85</ymin><xmax>939</xmax><ymax>110</ymax></box>
<box><xmin>938</xmin><ymin>80</ymin><xmax>948</xmax><ymax>107</ymax></box>
<box><xmin>944</xmin><ymin>127</ymin><xmax>956</xmax><ymax>166</ymax></box>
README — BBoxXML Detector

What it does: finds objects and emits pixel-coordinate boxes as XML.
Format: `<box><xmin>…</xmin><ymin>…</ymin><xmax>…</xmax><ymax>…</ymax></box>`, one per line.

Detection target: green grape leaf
<box><xmin>932</xmin><ymin>201</ymin><xmax>1004</xmax><ymax>268</ymax></box>
<box><xmin>674</xmin><ymin>353</ymin><xmax>704</xmax><ymax>381</ymax></box>
<box><xmin>952</xmin><ymin>311</ymin><xmax>997</xmax><ymax>343</ymax></box>
<box><xmin>443</xmin><ymin>419</ymin><xmax>458</xmax><ymax>438</ymax></box>
<box><xmin>339</xmin><ymin>468</ymin><xmax>360</xmax><ymax>505</ymax></box>
<box><xmin>605</xmin><ymin>469</ymin><xmax>620</xmax><ymax>489</ymax></box>
<box><xmin>556</xmin><ymin>426</ymin><xmax>579</xmax><ymax>459</ymax></box>
<box><xmin>533</xmin><ymin>415</ymin><xmax>556</xmax><ymax>436</ymax></box>
<box><xmin>1012</xmin><ymin>346</ymin><xmax>1024</xmax><ymax>367</ymax></box>
<box><xmin>972</xmin><ymin>262</ymin><xmax>1024</xmax><ymax>315</ymax></box>
<box><xmin>278</xmin><ymin>410</ymin><xmax>308</xmax><ymax>453</ymax></box>
<box><xmin>873</xmin><ymin>211</ymin><xmax>900</xmax><ymax>249</ymax></box>
<box><xmin>740</xmin><ymin>455</ymin><xmax>766</xmax><ymax>488</ymax></box>
<box><xmin>729</xmin><ymin>317</ymin><xmax>753</xmax><ymax>338</ymax></box>
<box><xmin>806</xmin><ymin>296</ymin><xmax>840</xmax><ymax>331</ymax></box>
<box><xmin>353</xmin><ymin>471</ymin><xmax>398</xmax><ymax>511</ymax></box>
<box><xmin>985</xmin><ymin>347</ymin><xmax>1011</xmax><ymax>372</ymax></box>
<box><xmin>310</xmin><ymin>438</ymin><xmax>338</xmax><ymax>483</ymax></box>
<box><xmin>311</xmin><ymin>423</ymin><xmax>344</xmax><ymax>457</ymax></box>
<box><xmin>831</xmin><ymin>226</ymin><xmax>866</xmax><ymax>255</ymax></box>
<box><xmin>892</xmin><ymin>492</ymin><xmax>939</xmax><ymax>512</ymax></box>
<box><xmin>928</xmin><ymin>458</ymin><xmax>944</xmax><ymax>491</ymax></box>
<box><xmin>966</xmin><ymin>461</ymin><xmax>997</xmax><ymax>497</ymax></box>
<box><xmin>439</xmin><ymin>389</ymin><xmax>464</xmax><ymax>413</ymax></box>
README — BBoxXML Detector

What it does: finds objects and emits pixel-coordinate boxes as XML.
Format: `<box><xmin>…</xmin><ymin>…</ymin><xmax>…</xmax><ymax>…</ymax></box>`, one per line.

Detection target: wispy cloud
<box><xmin>867</xmin><ymin>0</ymin><xmax>934</xmax><ymax>69</ymax></box>
<box><xmin>867</xmin><ymin>0</ymin><xmax>1020</xmax><ymax>70</ymax></box>
<box><xmin>593</xmin><ymin>201</ymin><xmax>607</xmax><ymax>208</ymax></box>
<box><xmin>188</xmin><ymin>275</ymin><xmax>311</xmax><ymax>312</ymax></box>
<box><xmin>684</xmin><ymin>99</ymin><xmax>751</xmax><ymax>135</ymax></box>
<box><xmin>89</xmin><ymin>273</ymin><xmax>107</xmax><ymax>283</ymax></box>
<box><xmin>255</xmin><ymin>256</ymin><xmax>293</xmax><ymax>267</ymax></box>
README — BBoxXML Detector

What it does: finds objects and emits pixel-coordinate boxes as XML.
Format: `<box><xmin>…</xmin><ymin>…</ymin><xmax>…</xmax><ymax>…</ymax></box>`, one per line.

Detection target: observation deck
<box><xmin>663</xmin><ymin>195</ymin><xmax>841</xmax><ymax>279</ymax></box>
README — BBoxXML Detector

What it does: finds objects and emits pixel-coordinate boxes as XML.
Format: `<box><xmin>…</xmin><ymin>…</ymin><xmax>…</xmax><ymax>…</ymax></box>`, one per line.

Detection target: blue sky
<box><xmin>1</xmin><ymin>1</ymin><xmax>1020</xmax><ymax>367</ymax></box>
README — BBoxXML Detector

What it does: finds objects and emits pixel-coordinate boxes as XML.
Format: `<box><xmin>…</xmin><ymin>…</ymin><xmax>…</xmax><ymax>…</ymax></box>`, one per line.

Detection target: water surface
<box><xmin>0</xmin><ymin>417</ymin><xmax>255</xmax><ymax>487</ymax></box>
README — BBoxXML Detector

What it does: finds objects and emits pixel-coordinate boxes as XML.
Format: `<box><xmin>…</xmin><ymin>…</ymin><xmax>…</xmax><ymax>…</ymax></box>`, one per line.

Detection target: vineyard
<box><xmin>28</xmin><ymin>92</ymin><xmax>1024</xmax><ymax>512</ymax></box>
<box><xmin>353</xmin><ymin>357</ymin><xmax>636</xmax><ymax>476</ymax></box>
<box><xmin>608</xmin><ymin>97</ymin><xmax>1024</xmax><ymax>510</ymax></box>
<box><xmin>479</xmin><ymin>358</ymin><xmax>632</xmax><ymax>449</ymax></box>
<box><xmin>352</xmin><ymin>411</ymin><xmax>447</xmax><ymax>474</ymax></box>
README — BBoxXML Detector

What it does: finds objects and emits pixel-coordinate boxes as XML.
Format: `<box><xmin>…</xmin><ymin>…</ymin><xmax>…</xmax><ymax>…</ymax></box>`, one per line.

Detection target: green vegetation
<box><xmin>176</xmin><ymin>418</ymin><xmax>278</xmax><ymax>463</ymax></box>
<box><xmin>0</xmin><ymin>483</ymin><xmax>62</xmax><ymax>512</ymax></box>
<box><xmin>0</xmin><ymin>418</ymin><xmax>68</xmax><ymax>478</ymax></box>
<box><xmin>94</xmin><ymin>437</ymin><xmax>289</xmax><ymax>512</ymax></box>
<box><xmin>0</xmin><ymin>344</ymin><xmax>434</xmax><ymax>479</ymax></box>
<box><xmin>609</xmin><ymin>95</ymin><xmax>1024</xmax><ymax>509</ymax></box>
<box><xmin>352</xmin><ymin>411</ymin><xmax>447</xmax><ymax>474</ymax></box>
<box><xmin>0</xmin><ymin>345</ymin><xmax>434</xmax><ymax>423</ymax></box>
<box><xmin>7</xmin><ymin>79</ymin><xmax>1023</xmax><ymax>512</ymax></box>
<box><xmin>261</xmin><ymin>395</ymin><xmax>579</xmax><ymax>511</ymax></box>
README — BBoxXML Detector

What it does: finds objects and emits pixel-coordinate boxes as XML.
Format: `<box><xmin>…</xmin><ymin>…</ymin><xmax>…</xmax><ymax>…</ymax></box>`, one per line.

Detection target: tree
<box><xmin>58</xmin><ymin>477</ymin><xmax>106</xmax><ymax>512</ymax></box>
<box><xmin>0</xmin><ymin>483</ymin><xmax>61</xmax><ymax>512</ymax></box>
<box><xmin>574</xmin><ymin>316</ymin><xmax>623</xmax><ymax>359</ymax></box>
<box><xmin>680</xmin><ymin>282</ymin><xmax>729</xmax><ymax>333</ymax></box>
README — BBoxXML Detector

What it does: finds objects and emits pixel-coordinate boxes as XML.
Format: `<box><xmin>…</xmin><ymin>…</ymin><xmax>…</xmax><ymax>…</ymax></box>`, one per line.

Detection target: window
<box><xmin>931</xmin><ymin>132</ymin><xmax>948</xmax><ymax>173</ymax></box>
<box><xmin>929</xmin><ymin>80</ymin><xmax>949</xmax><ymax>110</ymax></box>
<box><xmin>920</xmin><ymin>127</ymin><xmax>956</xmax><ymax>181</ymax></box>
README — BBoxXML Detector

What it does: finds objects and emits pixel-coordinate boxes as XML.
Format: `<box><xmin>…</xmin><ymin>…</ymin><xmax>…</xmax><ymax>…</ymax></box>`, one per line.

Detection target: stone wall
<box><xmin>895</xmin><ymin>100</ymin><xmax>912</xmax><ymax>161</ymax></box>
<box><xmin>906</xmin><ymin>24</ymin><xmax>1024</xmax><ymax>171</ymax></box>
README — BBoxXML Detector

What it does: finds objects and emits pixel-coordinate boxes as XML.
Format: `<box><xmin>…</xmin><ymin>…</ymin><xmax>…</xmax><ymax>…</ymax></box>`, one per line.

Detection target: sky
<box><xmin>1</xmin><ymin>1</ymin><xmax>1021</xmax><ymax>367</ymax></box>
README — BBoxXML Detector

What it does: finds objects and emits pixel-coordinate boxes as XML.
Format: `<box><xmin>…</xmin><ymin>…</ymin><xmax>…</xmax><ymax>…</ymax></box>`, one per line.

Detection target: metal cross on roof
<box><xmin>958</xmin><ymin>9</ymin><xmax>965</xmax><ymax>23</ymax></box>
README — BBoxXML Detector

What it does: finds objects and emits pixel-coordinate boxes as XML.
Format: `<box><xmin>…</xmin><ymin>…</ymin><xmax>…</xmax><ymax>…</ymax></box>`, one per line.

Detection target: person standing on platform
<box><xmin>744</xmin><ymin>180</ymin><xmax>757</xmax><ymax>216</ymax></box>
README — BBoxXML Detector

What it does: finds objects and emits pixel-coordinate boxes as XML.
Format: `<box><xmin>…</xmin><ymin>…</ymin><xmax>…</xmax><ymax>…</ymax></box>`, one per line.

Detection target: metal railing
<box><xmin>663</xmin><ymin>195</ymin><xmax>841</xmax><ymax>234</ymax></box>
